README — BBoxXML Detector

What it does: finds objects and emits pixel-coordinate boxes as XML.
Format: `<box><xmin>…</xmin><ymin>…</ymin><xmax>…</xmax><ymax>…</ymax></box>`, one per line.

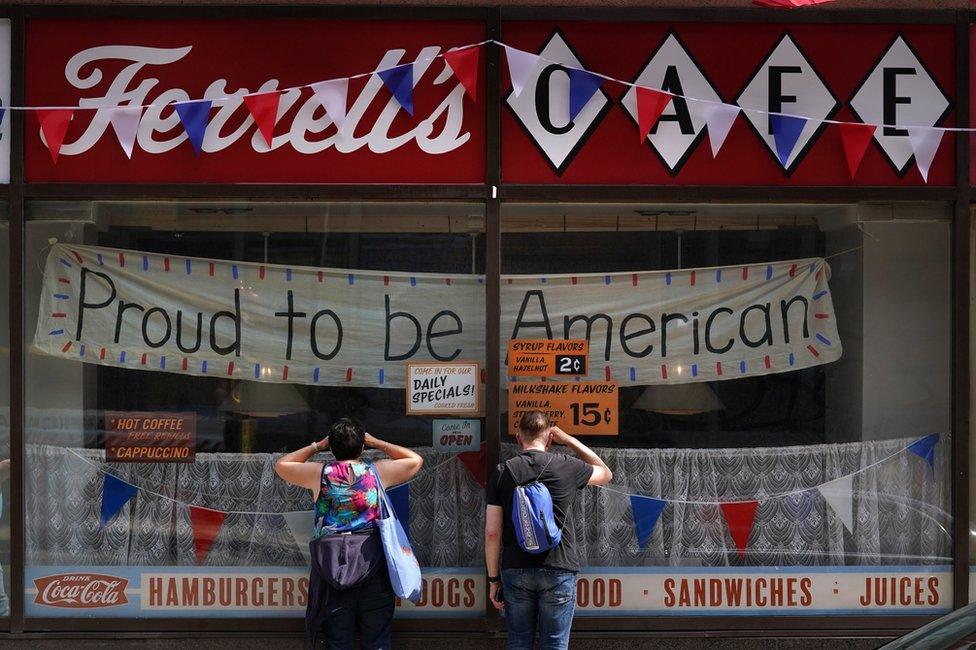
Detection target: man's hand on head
<box><xmin>549</xmin><ymin>426</ymin><xmax>572</xmax><ymax>446</ymax></box>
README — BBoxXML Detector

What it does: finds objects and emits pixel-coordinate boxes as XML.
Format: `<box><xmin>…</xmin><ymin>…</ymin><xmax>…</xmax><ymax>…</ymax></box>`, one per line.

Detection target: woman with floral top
<box><xmin>274</xmin><ymin>418</ymin><xmax>423</xmax><ymax>649</ymax></box>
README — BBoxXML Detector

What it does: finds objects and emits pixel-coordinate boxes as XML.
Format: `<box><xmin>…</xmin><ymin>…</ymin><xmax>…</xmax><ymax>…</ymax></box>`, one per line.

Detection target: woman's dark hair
<box><xmin>329</xmin><ymin>418</ymin><xmax>366</xmax><ymax>461</ymax></box>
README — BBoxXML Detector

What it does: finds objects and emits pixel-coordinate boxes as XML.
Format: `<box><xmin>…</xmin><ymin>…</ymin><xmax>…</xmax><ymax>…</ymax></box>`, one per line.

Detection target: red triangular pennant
<box><xmin>838</xmin><ymin>122</ymin><xmax>877</xmax><ymax>179</ymax></box>
<box><xmin>635</xmin><ymin>87</ymin><xmax>671</xmax><ymax>143</ymax></box>
<box><xmin>719</xmin><ymin>500</ymin><xmax>759</xmax><ymax>558</ymax></box>
<box><xmin>36</xmin><ymin>109</ymin><xmax>74</xmax><ymax>164</ymax></box>
<box><xmin>189</xmin><ymin>505</ymin><xmax>227</xmax><ymax>565</ymax></box>
<box><xmin>444</xmin><ymin>46</ymin><xmax>482</xmax><ymax>102</ymax></box>
<box><xmin>457</xmin><ymin>444</ymin><xmax>486</xmax><ymax>488</ymax></box>
<box><xmin>243</xmin><ymin>91</ymin><xmax>282</xmax><ymax>147</ymax></box>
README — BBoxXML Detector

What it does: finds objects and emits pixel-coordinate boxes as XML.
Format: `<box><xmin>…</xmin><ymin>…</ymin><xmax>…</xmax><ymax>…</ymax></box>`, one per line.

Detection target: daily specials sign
<box><xmin>25</xmin><ymin>20</ymin><xmax>952</xmax><ymax>185</ymax></box>
<box><xmin>33</xmin><ymin>243</ymin><xmax>841</xmax><ymax>388</ymax></box>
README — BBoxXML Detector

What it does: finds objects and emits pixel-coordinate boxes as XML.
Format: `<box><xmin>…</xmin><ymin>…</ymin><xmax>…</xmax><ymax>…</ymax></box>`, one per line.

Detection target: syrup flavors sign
<box><xmin>25</xmin><ymin>19</ymin><xmax>485</xmax><ymax>183</ymax></box>
<box><xmin>502</xmin><ymin>22</ymin><xmax>955</xmax><ymax>185</ymax></box>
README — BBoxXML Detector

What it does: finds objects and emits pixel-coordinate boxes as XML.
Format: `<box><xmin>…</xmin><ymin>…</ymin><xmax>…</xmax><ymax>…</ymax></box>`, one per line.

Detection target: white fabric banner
<box><xmin>34</xmin><ymin>243</ymin><xmax>841</xmax><ymax>388</ymax></box>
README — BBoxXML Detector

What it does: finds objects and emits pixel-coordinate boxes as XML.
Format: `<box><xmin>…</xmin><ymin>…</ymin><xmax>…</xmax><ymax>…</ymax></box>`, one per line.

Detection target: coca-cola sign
<box><xmin>33</xmin><ymin>573</ymin><xmax>129</xmax><ymax>608</ymax></box>
<box><xmin>26</xmin><ymin>19</ymin><xmax>485</xmax><ymax>183</ymax></box>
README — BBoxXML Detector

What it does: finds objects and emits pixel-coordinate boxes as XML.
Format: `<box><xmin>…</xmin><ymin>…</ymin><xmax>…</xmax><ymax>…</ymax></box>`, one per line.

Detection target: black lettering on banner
<box><xmin>511</xmin><ymin>291</ymin><xmax>554</xmax><ymax>340</ymax></box>
<box><xmin>142</xmin><ymin>307</ymin><xmax>172</xmax><ymax>348</ymax></box>
<box><xmin>779</xmin><ymin>295</ymin><xmax>810</xmax><ymax>344</ymax></box>
<box><xmin>175</xmin><ymin>311</ymin><xmax>203</xmax><ymax>353</ymax></box>
<box><xmin>77</xmin><ymin>268</ymin><xmax>117</xmax><ymax>341</ymax></box>
<box><xmin>740</xmin><ymin>303</ymin><xmax>774</xmax><ymax>348</ymax></box>
<box><xmin>653</xmin><ymin>66</ymin><xmax>694</xmax><ymax>135</ymax></box>
<box><xmin>310</xmin><ymin>309</ymin><xmax>343</xmax><ymax>361</ymax></box>
<box><xmin>705</xmin><ymin>307</ymin><xmax>735</xmax><ymax>354</ymax></box>
<box><xmin>385</xmin><ymin>294</ymin><xmax>422</xmax><ymax>361</ymax></box>
<box><xmin>210</xmin><ymin>289</ymin><xmax>242</xmax><ymax>356</ymax></box>
<box><xmin>660</xmin><ymin>312</ymin><xmax>688</xmax><ymax>358</ymax></box>
<box><xmin>274</xmin><ymin>290</ymin><xmax>308</xmax><ymax>361</ymax></box>
<box><xmin>115</xmin><ymin>301</ymin><xmax>145</xmax><ymax>344</ymax></box>
<box><xmin>563</xmin><ymin>313</ymin><xmax>613</xmax><ymax>361</ymax></box>
<box><xmin>535</xmin><ymin>65</ymin><xmax>574</xmax><ymax>135</ymax></box>
<box><xmin>619</xmin><ymin>313</ymin><xmax>655</xmax><ymax>358</ymax></box>
<box><xmin>883</xmin><ymin>67</ymin><xmax>916</xmax><ymax>137</ymax></box>
<box><xmin>767</xmin><ymin>65</ymin><xmax>802</xmax><ymax>134</ymax></box>
<box><xmin>427</xmin><ymin>310</ymin><xmax>463</xmax><ymax>361</ymax></box>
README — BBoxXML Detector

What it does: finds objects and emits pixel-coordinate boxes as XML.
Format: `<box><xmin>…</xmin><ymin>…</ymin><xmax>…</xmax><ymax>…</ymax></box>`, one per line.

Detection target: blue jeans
<box><xmin>501</xmin><ymin>568</ymin><xmax>577</xmax><ymax>650</ymax></box>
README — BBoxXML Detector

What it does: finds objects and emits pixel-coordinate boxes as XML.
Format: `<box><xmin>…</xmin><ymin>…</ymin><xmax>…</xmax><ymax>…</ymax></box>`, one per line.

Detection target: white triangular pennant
<box><xmin>504</xmin><ymin>45</ymin><xmax>541</xmax><ymax>99</ymax></box>
<box><xmin>906</xmin><ymin>126</ymin><xmax>946</xmax><ymax>183</ymax></box>
<box><xmin>817</xmin><ymin>474</ymin><xmax>855</xmax><ymax>533</ymax></box>
<box><xmin>282</xmin><ymin>510</ymin><xmax>313</xmax><ymax>563</ymax></box>
<box><xmin>108</xmin><ymin>106</ymin><xmax>143</xmax><ymax>159</ymax></box>
<box><xmin>697</xmin><ymin>102</ymin><xmax>740</xmax><ymax>158</ymax></box>
<box><xmin>310</xmin><ymin>78</ymin><xmax>349</xmax><ymax>133</ymax></box>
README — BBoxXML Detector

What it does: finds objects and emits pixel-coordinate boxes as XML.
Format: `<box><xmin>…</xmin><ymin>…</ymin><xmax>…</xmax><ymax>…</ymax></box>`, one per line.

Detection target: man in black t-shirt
<box><xmin>484</xmin><ymin>411</ymin><xmax>613</xmax><ymax>650</ymax></box>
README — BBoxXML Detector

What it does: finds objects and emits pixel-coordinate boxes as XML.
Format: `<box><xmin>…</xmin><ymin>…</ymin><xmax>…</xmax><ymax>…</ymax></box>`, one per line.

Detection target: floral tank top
<box><xmin>312</xmin><ymin>462</ymin><xmax>380</xmax><ymax>539</ymax></box>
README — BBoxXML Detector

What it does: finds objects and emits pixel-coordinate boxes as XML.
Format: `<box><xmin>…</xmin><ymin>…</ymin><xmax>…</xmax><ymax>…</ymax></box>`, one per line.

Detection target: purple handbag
<box><xmin>309</xmin><ymin>528</ymin><xmax>384</xmax><ymax>590</ymax></box>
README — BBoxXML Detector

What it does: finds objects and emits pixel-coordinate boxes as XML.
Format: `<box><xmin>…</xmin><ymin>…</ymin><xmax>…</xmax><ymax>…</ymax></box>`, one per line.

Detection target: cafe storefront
<box><xmin>0</xmin><ymin>4</ymin><xmax>973</xmax><ymax>644</ymax></box>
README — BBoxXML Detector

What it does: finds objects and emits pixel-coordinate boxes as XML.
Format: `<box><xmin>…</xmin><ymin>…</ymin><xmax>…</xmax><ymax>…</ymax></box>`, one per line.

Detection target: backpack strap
<box><xmin>505</xmin><ymin>453</ymin><xmax>555</xmax><ymax>487</ymax></box>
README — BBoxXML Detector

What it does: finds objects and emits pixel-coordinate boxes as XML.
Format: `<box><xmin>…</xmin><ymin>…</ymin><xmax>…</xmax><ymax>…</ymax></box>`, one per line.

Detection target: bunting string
<box><xmin>68</xmin><ymin>445</ymin><xmax>470</xmax><ymax>515</ymax></box>
<box><xmin>7</xmin><ymin>39</ymin><xmax>970</xmax><ymax>133</ymax></box>
<box><xmin>597</xmin><ymin>434</ymin><xmax>933</xmax><ymax>506</ymax></box>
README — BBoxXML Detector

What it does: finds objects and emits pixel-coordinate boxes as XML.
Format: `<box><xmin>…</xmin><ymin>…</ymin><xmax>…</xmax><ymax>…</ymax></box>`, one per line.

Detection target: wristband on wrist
<box><xmin>487</xmin><ymin>575</ymin><xmax>501</xmax><ymax>583</ymax></box>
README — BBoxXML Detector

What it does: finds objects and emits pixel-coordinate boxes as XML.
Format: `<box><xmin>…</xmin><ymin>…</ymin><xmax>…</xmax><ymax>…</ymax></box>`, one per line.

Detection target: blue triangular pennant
<box><xmin>100</xmin><ymin>473</ymin><xmax>138</xmax><ymax>530</ymax></box>
<box><xmin>568</xmin><ymin>69</ymin><xmax>603</xmax><ymax>122</ymax></box>
<box><xmin>907</xmin><ymin>433</ymin><xmax>940</xmax><ymax>470</ymax></box>
<box><xmin>769</xmin><ymin>113</ymin><xmax>807</xmax><ymax>167</ymax></box>
<box><xmin>174</xmin><ymin>100</ymin><xmax>212</xmax><ymax>156</ymax></box>
<box><xmin>0</xmin><ymin>108</ymin><xmax>7</xmax><ymax>127</ymax></box>
<box><xmin>630</xmin><ymin>495</ymin><xmax>666</xmax><ymax>551</ymax></box>
<box><xmin>377</xmin><ymin>64</ymin><xmax>414</xmax><ymax>116</ymax></box>
<box><xmin>388</xmin><ymin>483</ymin><xmax>410</xmax><ymax>538</ymax></box>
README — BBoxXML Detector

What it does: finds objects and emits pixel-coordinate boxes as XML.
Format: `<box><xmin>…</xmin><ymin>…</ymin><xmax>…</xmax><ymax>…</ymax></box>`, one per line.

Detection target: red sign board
<box><xmin>105</xmin><ymin>411</ymin><xmax>196</xmax><ymax>463</ymax></box>
<box><xmin>502</xmin><ymin>22</ymin><xmax>955</xmax><ymax>186</ymax></box>
<box><xmin>25</xmin><ymin>19</ymin><xmax>486</xmax><ymax>183</ymax></box>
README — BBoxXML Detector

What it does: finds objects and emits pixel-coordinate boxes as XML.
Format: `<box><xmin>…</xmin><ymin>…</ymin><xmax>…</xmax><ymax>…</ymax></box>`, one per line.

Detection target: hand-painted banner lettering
<box><xmin>33</xmin><ymin>243</ymin><xmax>840</xmax><ymax>388</ymax></box>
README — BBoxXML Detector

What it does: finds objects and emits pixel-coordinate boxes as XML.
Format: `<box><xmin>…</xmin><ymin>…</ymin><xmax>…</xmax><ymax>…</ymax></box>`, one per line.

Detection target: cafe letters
<box><xmin>34</xmin><ymin>243</ymin><xmax>841</xmax><ymax>387</ymax></box>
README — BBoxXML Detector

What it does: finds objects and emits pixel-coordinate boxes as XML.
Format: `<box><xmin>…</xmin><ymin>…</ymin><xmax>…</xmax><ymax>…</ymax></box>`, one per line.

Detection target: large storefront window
<box><xmin>502</xmin><ymin>202</ymin><xmax>952</xmax><ymax>617</ymax></box>
<box><xmin>23</xmin><ymin>201</ymin><xmax>486</xmax><ymax>619</ymax></box>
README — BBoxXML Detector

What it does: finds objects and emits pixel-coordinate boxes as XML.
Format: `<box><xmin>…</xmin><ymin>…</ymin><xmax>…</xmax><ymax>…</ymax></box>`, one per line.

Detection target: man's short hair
<box><xmin>329</xmin><ymin>418</ymin><xmax>365</xmax><ymax>461</ymax></box>
<box><xmin>518</xmin><ymin>411</ymin><xmax>551</xmax><ymax>440</ymax></box>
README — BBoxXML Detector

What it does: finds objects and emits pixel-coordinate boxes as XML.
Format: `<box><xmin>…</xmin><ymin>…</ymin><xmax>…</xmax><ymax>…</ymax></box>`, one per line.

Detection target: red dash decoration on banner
<box><xmin>838</xmin><ymin>123</ymin><xmax>877</xmax><ymax>178</ymax></box>
<box><xmin>36</xmin><ymin>109</ymin><xmax>74</xmax><ymax>164</ymax></box>
<box><xmin>189</xmin><ymin>505</ymin><xmax>227</xmax><ymax>565</ymax></box>
<box><xmin>457</xmin><ymin>443</ymin><xmax>486</xmax><ymax>488</ymax></box>
<box><xmin>243</xmin><ymin>91</ymin><xmax>282</xmax><ymax>147</ymax></box>
<box><xmin>635</xmin><ymin>87</ymin><xmax>671</xmax><ymax>143</ymax></box>
<box><xmin>444</xmin><ymin>46</ymin><xmax>482</xmax><ymax>101</ymax></box>
<box><xmin>720</xmin><ymin>500</ymin><xmax>759</xmax><ymax>558</ymax></box>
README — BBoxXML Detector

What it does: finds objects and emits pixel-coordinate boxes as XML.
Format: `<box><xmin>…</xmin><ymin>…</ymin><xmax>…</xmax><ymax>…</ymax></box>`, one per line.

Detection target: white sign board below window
<box><xmin>406</xmin><ymin>362</ymin><xmax>481</xmax><ymax>416</ymax></box>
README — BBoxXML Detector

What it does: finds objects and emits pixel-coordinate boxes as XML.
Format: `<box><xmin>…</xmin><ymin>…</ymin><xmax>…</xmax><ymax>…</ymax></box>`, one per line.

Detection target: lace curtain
<box><xmin>25</xmin><ymin>435</ymin><xmax>949</xmax><ymax>569</ymax></box>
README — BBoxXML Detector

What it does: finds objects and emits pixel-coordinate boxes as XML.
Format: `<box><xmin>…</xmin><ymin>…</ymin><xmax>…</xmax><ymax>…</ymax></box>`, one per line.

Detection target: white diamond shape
<box><xmin>506</xmin><ymin>32</ymin><xmax>611</xmax><ymax>174</ymax></box>
<box><xmin>736</xmin><ymin>33</ymin><xmax>839</xmax><ymax>172</ymax></box>
<box><xmin>621</xmin><ymin>32</ymin><xmax>722</xmax><ymax>174</ymax></box>
<box><xmin>849</xmin><ymin>35</ymin><xmax>951</xmax><ymax>175</ymax></box>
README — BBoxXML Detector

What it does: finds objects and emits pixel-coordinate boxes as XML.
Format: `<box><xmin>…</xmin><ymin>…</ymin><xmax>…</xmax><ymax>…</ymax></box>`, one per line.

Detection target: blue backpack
<box><xmin>508</xmin><ymin>456</ymin><xmax>561</xmax><ymax>554</ymax></box>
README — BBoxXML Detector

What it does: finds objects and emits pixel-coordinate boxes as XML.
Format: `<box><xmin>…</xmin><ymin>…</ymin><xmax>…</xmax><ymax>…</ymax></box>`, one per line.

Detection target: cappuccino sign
<box><xmin>25</xmin><ymin>19</ymin><xmax>485</xmax><ymax>183</ymax></box>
